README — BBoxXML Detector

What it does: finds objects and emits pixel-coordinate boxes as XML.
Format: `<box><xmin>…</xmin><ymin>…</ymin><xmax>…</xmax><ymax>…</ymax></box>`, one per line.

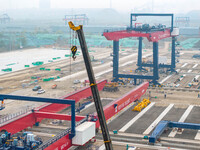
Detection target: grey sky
<box><xmin>0</xmin><ymin>0</ymin><xmax>199</xmax><ymax>13</ymax></box>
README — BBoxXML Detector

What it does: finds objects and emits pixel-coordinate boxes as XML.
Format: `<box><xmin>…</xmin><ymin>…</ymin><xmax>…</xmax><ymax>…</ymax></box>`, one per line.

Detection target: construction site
<box><xmin>1</xmin><ymin>1</ymin><xmax>200</xmax><ymax>150</ymax></box>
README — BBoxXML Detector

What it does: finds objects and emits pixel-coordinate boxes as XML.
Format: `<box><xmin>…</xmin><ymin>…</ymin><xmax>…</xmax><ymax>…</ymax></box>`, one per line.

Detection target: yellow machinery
<box><xmin>132</xmin><ymin>98</ymin><xmax>151</xmax><ymax>112</ymax></box>
<box><xmin>142</xmin><ymin>58</ymin><xmax>147</xmax><ymax>63</ymax></box>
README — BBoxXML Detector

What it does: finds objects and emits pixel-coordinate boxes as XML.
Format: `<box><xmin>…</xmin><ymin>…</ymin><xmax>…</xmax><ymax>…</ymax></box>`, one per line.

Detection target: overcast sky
<box><xmin>0</xmin><ymin>0</ymin><xmax>199</xmax><ymax>13</ymax></box>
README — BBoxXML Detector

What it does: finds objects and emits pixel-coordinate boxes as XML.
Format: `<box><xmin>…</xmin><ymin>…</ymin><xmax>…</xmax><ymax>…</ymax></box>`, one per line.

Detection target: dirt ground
<box><xmin>1</xmin><ymin>41</ymin><xmax>199</xmax><ymax>115</ymax></box>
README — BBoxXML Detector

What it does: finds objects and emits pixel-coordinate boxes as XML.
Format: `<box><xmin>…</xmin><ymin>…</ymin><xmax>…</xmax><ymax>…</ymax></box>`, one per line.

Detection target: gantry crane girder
<box><xmin>103</xmin><ymin>28</ymin><xmax>172</xmax><ymax>42</ymax></box>
<box><xmin>103</xmin><ymin>13</ymin><xmax>178</xmax><ymax>85</ymax></box>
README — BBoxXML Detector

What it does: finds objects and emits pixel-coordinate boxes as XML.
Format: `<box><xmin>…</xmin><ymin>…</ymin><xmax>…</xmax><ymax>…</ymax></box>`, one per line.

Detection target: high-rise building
<box><xmin>39</xmin><ymin>0</ymin><xmax>51</xmax><ymax>9</ymax></box>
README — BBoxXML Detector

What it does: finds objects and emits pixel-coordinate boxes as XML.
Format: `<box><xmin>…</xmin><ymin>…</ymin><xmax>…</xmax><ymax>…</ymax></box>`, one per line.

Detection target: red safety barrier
<box><xmin>0</xmin><ymin>113</ymin><xmax>35</xmax><ymax>135</ymax></box>
<box><xmin>44</xmin><ymin>134</ymin><xmax>72</xmax><ymax>150</ymax></box>
<box><xmin>95</xmin><ymin>82</ymin><xmax>149</xmax><ymax>128</ymax></box>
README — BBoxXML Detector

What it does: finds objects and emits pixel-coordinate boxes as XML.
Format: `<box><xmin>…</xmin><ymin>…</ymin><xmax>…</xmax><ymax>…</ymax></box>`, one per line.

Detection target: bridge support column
<box><xmin>113</xmin><ymin>40</ymin><xmax>119</xmax><ymax>81</ymax></box>
<box><xmin>171</xmin><ymin>37</ymin><xmax>176</xmax><ymax>72</ymax></box>
<box><xmin>137</xmin><ymin>37</ymin><xmax>143</xmax><ymax>68</ymax></box>
<box><xmin>153</xmin><ymin>42</ymin><xmax>159</xmax><ymax>85</ymax></box>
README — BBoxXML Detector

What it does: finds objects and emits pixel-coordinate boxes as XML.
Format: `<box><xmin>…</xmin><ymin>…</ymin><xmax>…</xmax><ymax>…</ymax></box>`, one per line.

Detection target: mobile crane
<box><xmin>68</xmin><ymin>22</ymin><xmax>113</xmax><ymax>150</ymax></box>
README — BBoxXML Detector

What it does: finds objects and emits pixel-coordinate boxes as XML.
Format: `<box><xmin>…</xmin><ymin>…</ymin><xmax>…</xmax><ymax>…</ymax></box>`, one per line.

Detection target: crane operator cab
<box><xmin>0</xmin><ymin>100</ymin><xmax>5</xmax><ymax>110</ymax></box>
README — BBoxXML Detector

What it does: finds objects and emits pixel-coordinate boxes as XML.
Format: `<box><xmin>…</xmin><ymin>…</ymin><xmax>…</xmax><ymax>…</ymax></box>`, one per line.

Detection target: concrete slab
<box><xmin>177</xmin><ymin>129</ymin><xmax>199</xmax><ymax>140</ymax></box>
<box><xmin>168</xmin><ymin>105</ymin><xmax>194</xmax><ymax>138</ymax></box>
<box><xmin>143</xmin><ymin>104</ymin><xmax>174</xmax><ymax>135</ymax></box>
<box><xmin>162</xmin><ymin>107</ymin><xmax>187</xmax><ymax>122</ymax></box>
<box><xmin>160</xmin><ymin>107</ymin><xmax>186</xmax><ymax>137</ymax></box>
<box><xmin>179</xmin><ymin>106</ymin><xmax>200</xmax><ymax>140</ymax></box>
<box><xmin>108</xmin><ymin>105</ymin><xmax>139</xmax><ymax>131</ymax></box>
<box><xmin>125</xmin><ymin>106</ymin><xmax>165</xmax><ymax>134</ymax></box>
<box><xmin>119</xmin><ymin>102</ymin><xmax>155</xmax><ymax>132</ymax></box>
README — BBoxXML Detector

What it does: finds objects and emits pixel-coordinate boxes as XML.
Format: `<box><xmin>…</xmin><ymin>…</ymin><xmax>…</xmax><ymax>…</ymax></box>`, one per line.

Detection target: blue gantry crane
<box><xmin>149</xmin><ymin>120</ymin><xmax>200</xmax><ymax>143</ymax></box>
<box><xmin>0</xmin><ymin>94</ymin><xmax>76</xmax><ymax>139</ymax></box>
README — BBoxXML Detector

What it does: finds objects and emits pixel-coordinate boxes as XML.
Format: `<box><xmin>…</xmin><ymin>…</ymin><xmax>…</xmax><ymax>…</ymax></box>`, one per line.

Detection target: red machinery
<box><xmin>103</xmin><ymin>28</ymin><xmax>171</xmax><ymax>42</ymax></box>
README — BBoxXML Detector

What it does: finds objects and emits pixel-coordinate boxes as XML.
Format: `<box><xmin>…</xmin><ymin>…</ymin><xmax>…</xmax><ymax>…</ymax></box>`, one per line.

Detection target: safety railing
<box><xmin>38</xmin><ymin>117</ymin><xmax>87</xmax><ymax>150</ymax></box>
<box><xmin>0</xmin><ymin>106</ymin><xmax>34</xmax><ymax>124</ymax></box>
<box><xmin>38</xmin><ymin>128</ymin><xmax>71</xmax><ymax>150</ymax></box>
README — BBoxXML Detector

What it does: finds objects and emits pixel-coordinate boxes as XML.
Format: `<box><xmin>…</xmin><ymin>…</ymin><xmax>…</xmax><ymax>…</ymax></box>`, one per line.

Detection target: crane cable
<box><xmin>69</xmin><ymin>26</ymin><xmax>72</xmax><ymax>89</ymax></box>
<box><xmin>69</xmin><ymin>25</ymin><xmax>77</xmax><ymax>91</ymax></box>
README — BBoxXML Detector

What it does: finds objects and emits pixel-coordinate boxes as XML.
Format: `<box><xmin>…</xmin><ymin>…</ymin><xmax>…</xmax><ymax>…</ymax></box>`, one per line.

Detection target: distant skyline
<box><xmin>0</xmin><ymin>0</ymin><xmax>199</xmax><ymax>14</ymax></box>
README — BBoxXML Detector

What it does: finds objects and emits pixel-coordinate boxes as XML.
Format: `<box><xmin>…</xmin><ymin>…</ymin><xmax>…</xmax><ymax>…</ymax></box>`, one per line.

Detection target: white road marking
<box><xmin>84</xmin><ymin>102</ymin><xmax>94</xmax><ymax>109</ymax></box>
<box><xmin>179</xmin><ymin>74</ymin><xmax>186</xmax><ymax>82</ymax></box>
<box><xmin>143</xmin><ymin>104</ymin><xmax>174</xmax><ymax>135</ymax></box>
<box><xmin>192</xmin><ymin>64</ymin><xmax>198</xmax><ymax>69</ymax></box>
<box><xmin>160</xmin><ymin>75</ymin><xmax>173</xmax><ymax>84</ymax></box>
<box><xmin>194</xmin><ymin>130</ymin><xmax>200</xmax><ymax>140</ymax></box>
<box><xmin>98</xmin><ymin>144</ymin><xmax>105</xmax><ymax>150</ymax></box>
<box><xmin>194</xmin><ymin>75</ymin><xmax>200</xmax><ymax>80</ymax></box>
<box><xmin>168</xmin><ymin>105</ymin><xmax>194</xmax><ymax>137</ymax></box>
<box><xmin>119</xmin><ymin>102</ymin><xmax>155</xmax><ymax>132</ymax></box>
<box><xmin>181</xmin><ymin>63</ymin><xmax>188</xmax><ymax>68</ymax></box>
<box><xmin>178</xmin><ymin>105</ymin><xmax>194</xmax><ymax>122</ymax></box>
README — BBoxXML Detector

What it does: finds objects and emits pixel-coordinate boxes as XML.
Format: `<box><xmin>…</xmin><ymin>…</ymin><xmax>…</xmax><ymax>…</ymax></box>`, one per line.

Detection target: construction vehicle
<box><xmin>132</xmin><ymin>98</ymin><xmax>151</xmax><ymax>112</ymax></box>
<box><xmin>0</xmin><ymin>130</ymin><xmax>42</xmax><ymax>149</ymax></box>
<box><xmin>52</xmin><ymin>84</ymin><xmax>57</xmax><ymax>89</ymax></box>
<box><xmin>103</xmin><ymin>82</ymin><xmax>119</xmax><ymax>92</ymax></box>
<box><xmin>68</xmin><ymin>21</ymin><xmax>113</xmax><ymax>150</ymax></box>
<box><xmin>0</xmin><ymin>100</ymin><xmax>5</xmax><ymax>110</ymax></box>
